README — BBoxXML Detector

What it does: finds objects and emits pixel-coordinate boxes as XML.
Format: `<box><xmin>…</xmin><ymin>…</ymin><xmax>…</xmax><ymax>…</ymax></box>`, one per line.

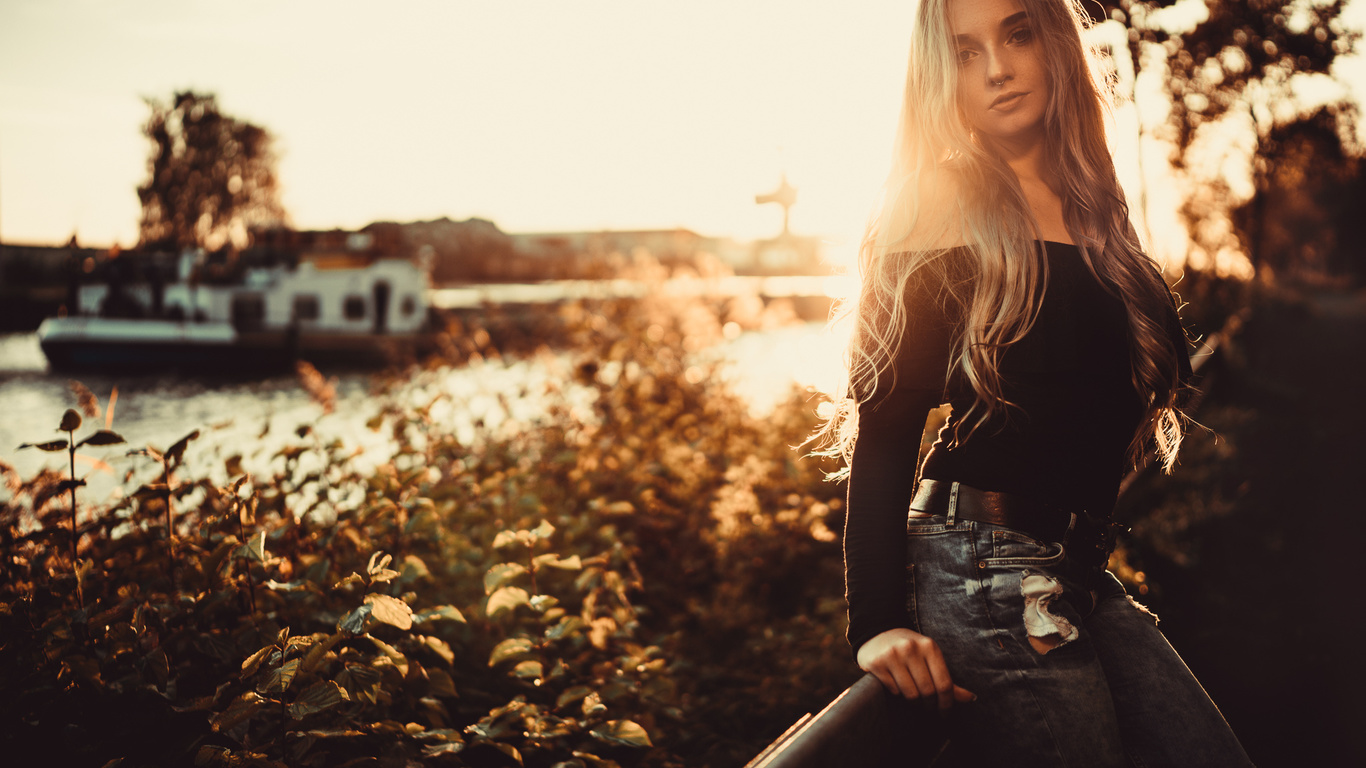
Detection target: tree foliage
<box><xmin>1232</xmin><ymin>105</ymin><xmax>1366</xmax><ymax>281</ymax></box>
<box><xmin>1092</xmin><ymin>0</ymin><xmax>1362</xmax><ymax>280</ymax></box>
<box><xmin>1105</xmin><ymin>0</ymin><xmax>1359</xmax><ymax>156</ymax></box>
<box><xmin>137</xmin><ymin>91</ymin><xmax>287</xmax><ymax>252</ymax></box>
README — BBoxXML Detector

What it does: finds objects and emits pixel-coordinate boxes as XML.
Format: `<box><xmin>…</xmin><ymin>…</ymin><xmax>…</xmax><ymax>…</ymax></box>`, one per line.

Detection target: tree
<box><xmin>1093</xmin><ymin>0</ymin><xmax>1361</xmax><ymax>278</ymax></box>
<box><xmin>137</xmin><ymin>91</ymin><xmax>287</xmax><ymax>252</ymax></box>
<box><xmin>1232</xmin><ymin>104</ymin><xmax>1366</xmax><ymax>282</ymax></box>
<box><xmin>1104</xmin><ymin>0</ymin><xmax>1358</xmax><ymax>159</ymax></box>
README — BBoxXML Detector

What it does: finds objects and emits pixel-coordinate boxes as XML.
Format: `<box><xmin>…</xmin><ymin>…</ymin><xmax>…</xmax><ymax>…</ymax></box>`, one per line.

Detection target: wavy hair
<box><xmin>815</xmin><ymin>0</ymin><xmax>1188</xmax><ymax>475</ymax></box>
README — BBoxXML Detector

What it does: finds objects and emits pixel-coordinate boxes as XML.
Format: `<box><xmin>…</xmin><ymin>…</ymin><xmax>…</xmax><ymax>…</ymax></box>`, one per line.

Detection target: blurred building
<box><xmin>0</xmin><ymin>239</ymin><xmax>108</xmax><ymax>331</ymax></box>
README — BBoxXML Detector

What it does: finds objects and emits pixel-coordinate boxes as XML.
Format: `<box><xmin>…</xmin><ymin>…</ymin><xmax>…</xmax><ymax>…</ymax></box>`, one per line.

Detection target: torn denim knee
<box><xmin>1021</xmin><ymin>569</ymin><xmax>1078</xmax><ymax>654</ymax></box>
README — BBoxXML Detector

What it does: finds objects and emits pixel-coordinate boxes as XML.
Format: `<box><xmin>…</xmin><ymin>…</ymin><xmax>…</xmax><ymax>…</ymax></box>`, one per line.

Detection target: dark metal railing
<box><xmin>743</xmin><ymin>674</ymin><xmax>951</xmax><ymax>768</ymax></box>
<box><xmin>745</xmin><ymin>311</ymin><xmax>1245</xmax><ymax>768</ymax></box>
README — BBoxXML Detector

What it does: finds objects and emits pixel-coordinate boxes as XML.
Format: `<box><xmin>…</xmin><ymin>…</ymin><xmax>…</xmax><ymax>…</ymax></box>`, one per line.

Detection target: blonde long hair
<box><xmin>817</xmin><ymin>0</ymin><xmax>1187</xmax><ymax>475</ymax></box>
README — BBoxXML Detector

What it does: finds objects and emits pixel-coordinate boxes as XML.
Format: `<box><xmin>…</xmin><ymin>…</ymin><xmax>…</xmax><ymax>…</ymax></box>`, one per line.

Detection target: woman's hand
<box><xmin>857</xmin><ymin>628</ymin><xmax>976</xmax><ymax>709</ymax></box>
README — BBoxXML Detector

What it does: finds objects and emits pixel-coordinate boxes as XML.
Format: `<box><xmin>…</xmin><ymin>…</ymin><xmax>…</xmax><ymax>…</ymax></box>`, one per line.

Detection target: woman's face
<box><xmin>948</xmin><ymin>0</ymin><xmax>1050</xmax><ymax>147</ymax></box>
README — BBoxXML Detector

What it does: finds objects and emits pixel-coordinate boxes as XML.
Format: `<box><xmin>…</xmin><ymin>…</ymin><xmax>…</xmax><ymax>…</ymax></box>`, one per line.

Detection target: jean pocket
<box><xmin>906</xmin><ymin>515</ymin><xmax>951</xmax><ymax>536</ymax></box>
<box><xmin>981</xmin><ymin>527</ymin><xmax>1066</xmax><ymax>567</ymax></box>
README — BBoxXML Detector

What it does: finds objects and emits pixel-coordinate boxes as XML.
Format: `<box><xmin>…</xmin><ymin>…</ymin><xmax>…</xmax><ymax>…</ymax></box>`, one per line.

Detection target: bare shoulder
<box><xmin>886</xmin><ymin>163</ymin><xmax>966</xmax><ymax>252</ymax></box>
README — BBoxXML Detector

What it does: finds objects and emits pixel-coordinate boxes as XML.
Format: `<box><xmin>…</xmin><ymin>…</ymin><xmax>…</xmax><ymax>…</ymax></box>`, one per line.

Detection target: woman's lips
<box><xmin>990</xmin><ymin>91</ymin><xmax>1028</xmax><ymax>110</ymax></box>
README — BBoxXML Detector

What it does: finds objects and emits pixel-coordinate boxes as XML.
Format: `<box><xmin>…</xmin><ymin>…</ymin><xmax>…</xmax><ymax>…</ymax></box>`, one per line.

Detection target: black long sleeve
<box><xmin>842</xmin><ymin>261</ymin><xmax>962</xmax><ymax>658</ymax></box>
<box><xmin>843</xmin><ymin>385</ymin><xmax>941</xmax><ymax>656</ymax></box>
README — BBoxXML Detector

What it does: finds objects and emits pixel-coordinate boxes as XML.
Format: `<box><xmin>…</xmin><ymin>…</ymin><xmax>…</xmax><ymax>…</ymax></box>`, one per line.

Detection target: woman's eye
<box><xmin>1009</xmin><ymin>26</ymin><xmax>1033</xmax><ymax>44</ymax></box>
<box><xmin>957</xmin><ymin>49</ymin><xmax>977</xmax><ymax>64</ymax></box>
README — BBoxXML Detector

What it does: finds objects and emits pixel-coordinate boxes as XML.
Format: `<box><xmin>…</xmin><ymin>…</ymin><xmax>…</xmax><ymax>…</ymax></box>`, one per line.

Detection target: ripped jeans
<box><xmin>907</xmin><ymin>511</ymin><xmax>1254</xmax><ymax>767</ymax></box>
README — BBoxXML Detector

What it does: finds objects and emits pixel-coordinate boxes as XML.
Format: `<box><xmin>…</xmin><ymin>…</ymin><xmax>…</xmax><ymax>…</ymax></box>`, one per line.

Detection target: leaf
<box><xmin>484</xmin><ymin>563</ymin><xmax>527</xmax><ymax>595</ymax></box>
<box><xmin>486</xmin><ymin>586</ymin><xmax>529</xmax><ymax>618</ymax></box>
<box><xmin>488</xmin><ymin>637</ymin><xmax>534</xmax><ymax>666</ymax></box>
<box><xmin>491</xmin><ymin>530</ymin><xmax>519</xmax><ymax>549</ymax></box>
<box><xmin>288</xmin><ymin>680</ymin><xmax>346</xmax><ymax>719</ymax></box>
<box><xmin>299</xmin><ymin>728</ymin><xmax>365</xmax><ymax>739</ymax></box>
<box><xmin>131</xmin><ymin>483</ymin><xmax>168</xmax><ymax>500</ymax></box>
<box><xmin>530</xmin><ymin>596</ymin><xmax>561</xmax><ymax>616</ymax></box>
<box><xmin>367</xmin><ymin>636</ymin><xmax>409</xmax><ymax>675</ymax></box>
<box><xmin>556</xmin><ymin>685</ymin><xmax>594</xmax><ymax>709</ymax></box>
<box><xmin>422</xmin><ymin>635</ymin><xmax>455</xmax><ymax>666</ymax></box>
<box><xmin>241</xmin><ymin>645</ymin><xmax>273</xmax><ymax>677</ymax></box>
<box><xmin>581</xmin><ymin>691</ymin><xmax>606</xmax><ymax>717</ymax></box>
<box><xmin>367</xmin><ymin>551</ymin><xmax>392</xmax><ymax>574</ymax></box>
<box><xmin>59</xmin><ymin>409</ymin><xmax>82</xmax><ymax>432</ymax></box>
<box><xmin>165</xmin><ymin>429</ymin><xmax>200</xmax><ymax>465</ymax></box>
<box><xmin>211</xmin><ymin>691</ymin><xmax>265</xmax><ymax>732</ymax></box>
<box><xmin>78</xmin><ymin>430</ymin><xmax>126</xmax><ymax>447</ymax></box>
<box><xmin>413</xmin><ymin>605</ymin><xmax>466</xmax><ymax>625</ymax></box>
<box><xmin>531</xmin><ymin>520</ymin><xmax>555</xmax><ymax>539</ymax></box>
<box><xmin>588</xmin><ymin>616</ymin><xmax>617</xmax><ymax>650</ymax></box>
<box><xmin>572</xmin><ymin>752</ymin><xmax>623</xmax><ymax>768</ymax></box>
<box><xmin>364</xmin><ymin>593</ymin><xmax>413</xmax><ymax>630</ymax></box>
<box><xmin>512</xmin><ymin>660</ymin><xmax>543</xmax><ymax>680</ymax></box>
<box><xmin>423</xmin><ymin>743</ymin><xmax>466</xmax><ymax>757</ymax></box>
<box><xmin>301</xmin><ymin>633</ymin><xmax>343</xmax><ymax>672</ymax></box>
<box><xmin>590</xmin><ymin>720</ymin><xmax>652</xmax><ymax>748</ymax></box>
<box><xmin>20</xmin><ymin>440</ymin><xmax>69</xmax><ymax>452</ymax></box>
<box><xmin>427</xmin><ymin>668</ymin><xmax>458</xmax><ymax>697</ymax></box>
<box><xmin>533</xmin><ymin>554</ymin><xmax>583</xmax><ymax>571</ymax></box>
<box><xmin>74</xmin><ymin>558</ymin><xmax>95</xmax><ymax>593</ymax></box>
<box><xmin>196</xmin><ymin>746</ymin><xmax>230</xmax><ymax>766</ymax></box>
<box><xmin>399</xmin><ymin>554</ymin><xmax>429</xmax><ymax>583</ymax></box>
<box><xmin>257</xmin><ymin>658</ymin><xmax>300</xmax><ymax>694</ymax></box>
<box><xmin>366</xmin><ymin>551</ymin><xmax>400</xmax><ymax>583</ymax></box>
<box><xmin>337</xmin><ymin>603</ymin><xmax>372</xmax><ymax>635</ymax></box>
<box><xmin>332</xmin><ymin>573</ymin><xmax>365</xmax><ymax>590</ymax></box>
<box><xmin>263</xmin><ymin>579</ymin><xmax>310</xmax><ymax>591</ymax></box>
<box><xmin>236</xmin><ymin>530</ymin><xmax>267</xmax><ymax>563</ymax></box>
<box><xmin>335</xmin><ymin>663</ymin><xmax>382</xmax><ymax>704</ymax></box>
<box><xmin>540</xmin><ymin>609</ymin><xmax>579</xmax><ymax>639</ymax></box>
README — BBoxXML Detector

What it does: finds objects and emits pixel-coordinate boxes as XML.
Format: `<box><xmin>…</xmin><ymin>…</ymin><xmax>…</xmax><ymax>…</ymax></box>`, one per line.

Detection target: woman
<box><xmin>820</xmin><ymin>0</ymin><xmax>1254</xmax><ymax>764</ymax></box>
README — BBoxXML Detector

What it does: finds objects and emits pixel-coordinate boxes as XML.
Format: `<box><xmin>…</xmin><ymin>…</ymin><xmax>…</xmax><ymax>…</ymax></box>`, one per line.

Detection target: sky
<box><xmin>2</xmin><ymin>0</ymin><xmax>1364</xmax><ymax>265</ymax></box>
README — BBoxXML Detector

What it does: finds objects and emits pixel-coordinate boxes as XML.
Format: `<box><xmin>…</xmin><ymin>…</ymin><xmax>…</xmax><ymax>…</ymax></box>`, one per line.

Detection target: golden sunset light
<box><xmin>2</xmin><ymin>1</ymin><xmax>1365</xmax><ymax>765</ymax></box>
<box><xmin>4</xmin><ymin>0</ymin><xmax>1359</xmax><ymax>273</ymax></box>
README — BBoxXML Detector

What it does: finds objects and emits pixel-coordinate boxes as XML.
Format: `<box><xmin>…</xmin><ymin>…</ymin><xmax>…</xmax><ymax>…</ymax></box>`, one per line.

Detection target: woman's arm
<box><xmin>845</xmin><ymin>386</ymin><xmax>976</xmax><ymax>708</ymax></box>
<box><xmin>843</xmin><ymin>385</ymin><xmax>938</xmax><ymax>653</ymax></box>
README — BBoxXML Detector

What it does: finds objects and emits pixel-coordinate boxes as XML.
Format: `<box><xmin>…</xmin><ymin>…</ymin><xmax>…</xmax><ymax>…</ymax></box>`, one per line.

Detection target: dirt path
<box><xmin>1115</xmin><ymin>287</ymin><xmax>1366</xmax><ymax>767</ymax></box>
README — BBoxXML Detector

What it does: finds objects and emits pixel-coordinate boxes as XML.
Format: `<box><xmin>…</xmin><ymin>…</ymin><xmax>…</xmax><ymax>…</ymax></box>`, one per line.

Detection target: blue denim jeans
<box><xmin>907</xmin><ymin>506</ymin><xmax>1254</xmax><ymax>767</ymax></box>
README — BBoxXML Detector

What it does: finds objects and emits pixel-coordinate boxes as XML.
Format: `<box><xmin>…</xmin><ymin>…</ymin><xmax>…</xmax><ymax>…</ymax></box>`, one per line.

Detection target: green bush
<box><xmin>0</xmin><ymin>293</ymin><xmax>854</xmax><ymax>767</ymax></box>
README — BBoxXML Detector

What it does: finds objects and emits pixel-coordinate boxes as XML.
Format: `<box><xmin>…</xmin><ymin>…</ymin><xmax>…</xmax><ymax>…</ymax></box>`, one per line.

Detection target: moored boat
<box><xmin>38</xmin><ymin>233</ymin><xmax>431</xmax><ymax>372</ymax></box>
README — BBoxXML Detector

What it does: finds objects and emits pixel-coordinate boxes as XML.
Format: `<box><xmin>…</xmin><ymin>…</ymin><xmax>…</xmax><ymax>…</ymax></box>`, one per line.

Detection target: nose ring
<box><xmin>991</xmin><ymin>78</ymin><xmax>1006</xmax><ymax>86</ymax></box>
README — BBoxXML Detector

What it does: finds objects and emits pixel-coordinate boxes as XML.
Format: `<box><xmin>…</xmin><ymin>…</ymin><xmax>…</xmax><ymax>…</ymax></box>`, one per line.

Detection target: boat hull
<box><xmin>37</xmin><ymin>317</ymin><xmax>424</xmax><ymax>373</ymax></box>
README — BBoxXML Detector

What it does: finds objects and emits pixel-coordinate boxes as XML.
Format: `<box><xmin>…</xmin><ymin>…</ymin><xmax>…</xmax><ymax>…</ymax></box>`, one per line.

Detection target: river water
<box><xmin>0</xmin><ymin>321</ymin><xmax>847</xmax><ymax>499</ymax></box>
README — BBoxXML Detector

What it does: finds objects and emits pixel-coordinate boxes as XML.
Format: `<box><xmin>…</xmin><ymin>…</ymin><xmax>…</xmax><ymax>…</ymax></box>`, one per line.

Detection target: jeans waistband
<box><xmin>909</xmin><ymin>479</ymin><xmax>1123</xmax><ymax>571</ymax></box>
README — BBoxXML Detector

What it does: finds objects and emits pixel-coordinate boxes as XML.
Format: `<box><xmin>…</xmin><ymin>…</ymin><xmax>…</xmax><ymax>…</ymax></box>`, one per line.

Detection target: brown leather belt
<box><xmin>909</xmin><ymin>479</ymin><xmax>1124</xmax><ymax>571</ymax></box>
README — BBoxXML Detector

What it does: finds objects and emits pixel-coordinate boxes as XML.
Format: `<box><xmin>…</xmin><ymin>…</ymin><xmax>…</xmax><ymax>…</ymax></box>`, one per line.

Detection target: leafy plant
<box><xmin>0</xmin><ymin>289</ymin><xmax>853</xmax><ymax>767</ymax></box>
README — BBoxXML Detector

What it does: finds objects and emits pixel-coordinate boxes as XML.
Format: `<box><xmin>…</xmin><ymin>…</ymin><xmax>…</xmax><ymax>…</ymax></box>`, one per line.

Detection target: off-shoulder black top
<box><xmin>842</xmin><ymin>241</ymin><xmax>1191</xmax><ymax>655</ymax></box>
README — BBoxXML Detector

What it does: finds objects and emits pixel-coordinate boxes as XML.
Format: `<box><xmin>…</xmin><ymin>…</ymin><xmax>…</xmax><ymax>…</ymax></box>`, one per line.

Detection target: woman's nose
<box><xmin>986</xmin><ymin>51</ymin><xmax>1013</xmax><ymax>85</ymax></box>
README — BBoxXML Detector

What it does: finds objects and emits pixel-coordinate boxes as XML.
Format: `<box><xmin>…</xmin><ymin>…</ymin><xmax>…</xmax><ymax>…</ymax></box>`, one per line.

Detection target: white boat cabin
<box><xmin>73</xmin><ymin>249</ymin><xmax>428</xmax><ymax>337</ymax></box>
